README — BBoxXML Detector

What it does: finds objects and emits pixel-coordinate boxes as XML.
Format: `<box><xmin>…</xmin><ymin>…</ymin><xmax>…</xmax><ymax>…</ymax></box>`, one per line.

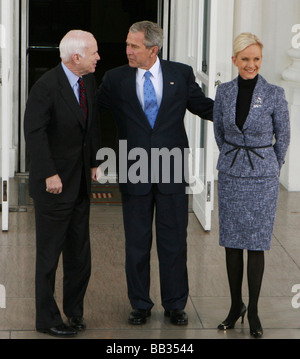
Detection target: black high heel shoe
<box><xmin>248</xmin><ymin>315</ymin><xmax>263</xmax><ymax>338</ymax></box>
<box><xmin>217</xmin><ymin>303</ymin><xmax>246</xmax><ymax>330</ymax></box>
<box><xmin>250</xmin><ymin>327</ymin><xmax>263</xmax><ymax>338</ymax></box>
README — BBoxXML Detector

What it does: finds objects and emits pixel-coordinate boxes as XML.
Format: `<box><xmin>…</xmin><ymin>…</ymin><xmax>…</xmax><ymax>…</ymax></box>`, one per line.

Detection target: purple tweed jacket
<box><xmin>213</xmin><ymin>74</ymin><xmax>290</xmax><ymax>177</ymax></box>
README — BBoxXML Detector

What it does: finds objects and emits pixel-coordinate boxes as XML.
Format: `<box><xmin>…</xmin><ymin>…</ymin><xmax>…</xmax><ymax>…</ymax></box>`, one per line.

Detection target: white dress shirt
<box><xmin>136</xmin><ymin>58</ymin><xmax>163</xmax><ymax>110</ymax></box>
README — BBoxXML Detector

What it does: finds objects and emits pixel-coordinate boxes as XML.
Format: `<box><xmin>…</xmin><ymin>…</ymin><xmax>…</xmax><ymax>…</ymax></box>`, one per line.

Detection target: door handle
<box><xmin>215</xmin><ymin>72</ymin><xmax>222</xmax><ymax>87</ymax></box>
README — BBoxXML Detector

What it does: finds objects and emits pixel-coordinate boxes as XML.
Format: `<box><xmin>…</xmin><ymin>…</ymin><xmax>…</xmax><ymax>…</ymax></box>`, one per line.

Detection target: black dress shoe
<box><xmin>165</xmin><ymin>310</ymin><xmax>188</xmax><ymax>325</ymax></box>
<box><xmin>128</xmin><ymin>309</ymin><xmax>151</xmax><ymax>325</ymax></box>
<box><xmin>68</xmin><ymin>316</ymin><xmax>86</xmax><ymax>331</ymax></box>
<box><xmin>37</xmin><ymin>323</ymin><xmax>77</xmax><ymax>337</ymax></box>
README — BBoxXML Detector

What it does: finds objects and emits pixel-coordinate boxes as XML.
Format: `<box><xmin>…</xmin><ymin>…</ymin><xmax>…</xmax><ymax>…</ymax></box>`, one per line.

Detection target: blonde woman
<box><xmin>213</xmin><ymin>33</ymin><xmax>290</xmax><ymax>338</ymax></box>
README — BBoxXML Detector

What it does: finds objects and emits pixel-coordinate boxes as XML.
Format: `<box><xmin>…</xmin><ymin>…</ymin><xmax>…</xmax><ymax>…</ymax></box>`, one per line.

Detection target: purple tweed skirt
<box><xmin>217</xmin><ymin>172</ymin><xmax>279</xmax><ymax>251</ymax></box>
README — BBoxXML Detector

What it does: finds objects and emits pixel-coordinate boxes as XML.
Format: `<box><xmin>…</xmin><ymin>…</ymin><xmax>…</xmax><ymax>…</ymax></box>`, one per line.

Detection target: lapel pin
<box><xmin>253</xmin><ymin>96</ymin><xmax>263</xmax><ymax>108</ymax></box>
<box><xmin>170</xmin><ymin>82</ymin><xmax>175</xmax><ymax>85</ymax></box>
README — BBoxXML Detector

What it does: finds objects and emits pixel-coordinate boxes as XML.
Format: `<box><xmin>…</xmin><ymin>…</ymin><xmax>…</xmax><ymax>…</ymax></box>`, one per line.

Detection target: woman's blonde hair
<box><xmin>233</xmin><ymin>33</ymin><xmax>263</xmax><ymax>57</ymax></box>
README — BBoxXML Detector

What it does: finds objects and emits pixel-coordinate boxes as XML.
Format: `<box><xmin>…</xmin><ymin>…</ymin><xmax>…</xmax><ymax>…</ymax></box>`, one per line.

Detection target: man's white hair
<box><xmin>59</xmin><ymin>30</ymin><xmax>95</xmax><ymax>62</ymax></box>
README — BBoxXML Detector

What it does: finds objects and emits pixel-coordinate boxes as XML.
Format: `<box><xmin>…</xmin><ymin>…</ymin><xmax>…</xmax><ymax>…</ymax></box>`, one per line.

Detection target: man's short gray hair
<box><xmin>129</xmin><ymin>21</ymin><xmax>164</xmax><ymax>51</ymax></box>
<box><xmin>59</xmin><ymin>30</ymin><xmax>95</xmax><ymax>62</ymax></box>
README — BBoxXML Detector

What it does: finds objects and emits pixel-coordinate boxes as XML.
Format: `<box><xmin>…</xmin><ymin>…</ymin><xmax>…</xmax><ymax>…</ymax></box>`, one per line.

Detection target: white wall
<box><xmin>233</xmin><ymin>0</ymin><xmax>300</xmax><ymax>86</ymax></box>
<box><xmin>230</xmin><ymin>0</ymin><xmax>300</xmax><ymax>191</ymax></box>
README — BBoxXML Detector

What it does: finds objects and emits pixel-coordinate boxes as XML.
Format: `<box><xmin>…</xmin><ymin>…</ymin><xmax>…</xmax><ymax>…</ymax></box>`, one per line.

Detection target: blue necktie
<box><xmin>143</xmin><ymin>71</ymin><xmax>158</xmax><ymax>128</ymax></box>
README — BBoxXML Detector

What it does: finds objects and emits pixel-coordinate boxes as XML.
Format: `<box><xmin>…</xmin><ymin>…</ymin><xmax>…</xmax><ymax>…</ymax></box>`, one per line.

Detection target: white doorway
<box><xmin>168</xmin><ymin>0</ymin><xmax>234</xmax><ymax>231</ymax></box>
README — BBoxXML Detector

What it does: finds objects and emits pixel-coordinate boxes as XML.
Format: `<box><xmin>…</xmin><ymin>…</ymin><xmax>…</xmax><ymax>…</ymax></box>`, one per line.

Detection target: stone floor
<box><xmin>0</xmin><ymin>177</ymin><xmax>300</xmax><ymax>340</ymax></box>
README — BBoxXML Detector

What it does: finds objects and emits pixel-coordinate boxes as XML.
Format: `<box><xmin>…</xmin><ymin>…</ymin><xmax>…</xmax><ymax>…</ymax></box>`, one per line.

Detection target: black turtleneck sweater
<box><xmin>236</xmin><ymin>75</ymin><xmax>258</xmax><ymax>131</ymax></box>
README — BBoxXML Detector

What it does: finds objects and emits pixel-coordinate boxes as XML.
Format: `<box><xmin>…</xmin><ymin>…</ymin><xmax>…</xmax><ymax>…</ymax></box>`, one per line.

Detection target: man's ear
<box><xmin>150</xmin><ymin>46</ymin><xmax>159</xmax><ymax>58</ymax></box>
<box><xmin>72</xmin><ymin>53</ymin><xmax>81</xmax><ymax>65</ymax></box>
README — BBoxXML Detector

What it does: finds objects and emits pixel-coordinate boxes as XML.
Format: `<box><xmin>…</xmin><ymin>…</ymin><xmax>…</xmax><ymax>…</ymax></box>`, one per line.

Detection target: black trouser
<box><xmin>122</xmin><ymin>185</ymin><xmax>189</xmax><ymax>312</ymax></box>
<box><xmin>34</xmin><ymin>193</ymin><xmax>91</xmax><ymax>329</ymax></box>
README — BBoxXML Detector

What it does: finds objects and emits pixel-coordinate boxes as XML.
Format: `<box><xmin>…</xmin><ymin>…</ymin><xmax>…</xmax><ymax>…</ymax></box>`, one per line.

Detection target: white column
<box><xmin>1</xmin><ymin>0</ymin><xmax>12</xmax><ymax>231</ymax></box>
<box><xmin>281</xmin><ymin>47</ymin><xmax>300</xmax><ymax>191</ymax></box>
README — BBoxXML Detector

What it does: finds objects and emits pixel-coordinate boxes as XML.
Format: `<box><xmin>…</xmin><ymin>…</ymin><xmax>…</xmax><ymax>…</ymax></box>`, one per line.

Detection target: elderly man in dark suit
<box><xmin>24</xmin><ymin>30</ymin><xmax>100</xmax><ymax>337</ymax></box>
<box><xmin>97</xmin><ymin>21</ymin><xmax>214</xmax><ymax>325</ymax></box>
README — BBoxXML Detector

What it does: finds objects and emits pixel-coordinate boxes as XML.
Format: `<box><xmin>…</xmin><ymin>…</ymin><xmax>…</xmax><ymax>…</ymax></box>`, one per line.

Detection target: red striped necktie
<box><xmin>78</xmin><ymin>77</ymin><xmax>88</xmax><ymax>122</ymax></box>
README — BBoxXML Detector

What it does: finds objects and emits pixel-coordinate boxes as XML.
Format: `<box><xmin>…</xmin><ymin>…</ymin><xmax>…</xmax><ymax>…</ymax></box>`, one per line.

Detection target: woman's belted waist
<box><xmin>224</xmin><ymin>140</ymin><xmax>273</xmax><ymax>170</ymax></box>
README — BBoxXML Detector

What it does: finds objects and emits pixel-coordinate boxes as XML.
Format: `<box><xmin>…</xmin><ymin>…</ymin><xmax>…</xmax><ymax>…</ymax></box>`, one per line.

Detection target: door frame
<box><xmin>1</xmin><ymin>0</ymin><xmax>14</xmax><ymax>231</ymax></box>
<box><xmin>191</xmin><ymin>0</ymin><xmax>218</xmax><ymax>231</ymax></box>
<box><xmin>168</xmin><ymin>0</ymin><xmax>234</xmax><ymax>231</ymax></box>
<box><xmin>19</xmin><ymin>0</ymin><xmax>29</xmax><ymax>174</ymax></box>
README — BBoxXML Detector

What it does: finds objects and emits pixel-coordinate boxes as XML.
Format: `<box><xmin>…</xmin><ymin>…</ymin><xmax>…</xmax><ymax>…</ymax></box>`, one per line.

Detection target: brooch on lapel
<box><xmin>253</xmin><ymin>97</ymin><xmax>263</xmax><ymax>108</ymax></box>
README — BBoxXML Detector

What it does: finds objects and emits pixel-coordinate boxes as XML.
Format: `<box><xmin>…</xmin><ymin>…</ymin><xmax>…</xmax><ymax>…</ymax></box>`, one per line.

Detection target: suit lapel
<box><xmin>242</xmin><ymin>75</ymin><xmax>266</xmax><ymax>131</ymax></box>
<box><xmin>57</xmin><ymin>65</ymin><xmax>86</xmax><ymax>129</ymax></box>
<box><xmin>152</xmin><ymin>60</ymin><xmax>177</xmax><ymax>131</ymax></box>
<box><xmin>225</xmin><ymin>75</ymin><xmax>266</xmax><ymax>132</ymax></box>
<box><xmin>120</xmin><ymin>67</ymin><xmax>152</xmax><ymax>130</ymax></box>
<box><xmin>82</xmin><ymin>76</ymin><xmax>93</xmax><ymax>131</ymax></box>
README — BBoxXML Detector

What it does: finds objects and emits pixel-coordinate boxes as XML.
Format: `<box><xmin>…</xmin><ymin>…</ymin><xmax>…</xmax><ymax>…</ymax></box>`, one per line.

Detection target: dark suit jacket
<box><xmin>97</xmin><ymin>59</ymin><xmax>214</xmax><ymax>195</ymax></box>
<box><xmin>24</xmin><ymin>64</ymin><xmax>100</xmax><ymax>203</ymax></box>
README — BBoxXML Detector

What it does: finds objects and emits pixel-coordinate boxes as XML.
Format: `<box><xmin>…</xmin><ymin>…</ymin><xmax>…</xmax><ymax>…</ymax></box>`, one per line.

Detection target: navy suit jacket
<box><xmin>97</xmin><ymin>59</ymin><xmax>214</xmax><ymax>195</ymax></box>
<box><xmin>213</xmin><ymin>75</ymin><xmax>290</xmax><ymax>178</ymax></box>
<box><xmin>24</xmin><ymin>64</ymin><xmax>100</xmax><ymax>203</ymax></box>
